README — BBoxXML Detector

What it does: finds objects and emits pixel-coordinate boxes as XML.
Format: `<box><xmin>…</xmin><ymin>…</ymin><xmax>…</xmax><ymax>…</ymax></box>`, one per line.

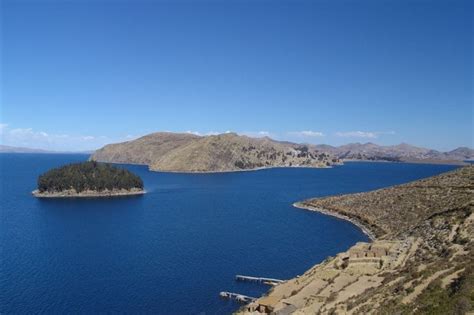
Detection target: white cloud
<box><xmin>0</xmin><ymin>123</ymin><xmax>8</xmax><ymax>133</ymax></box>
<box><xmin>184</xmin><ymin>130</ymin><xmax>272</xmax><ymax>138</ymax></box>
<box><xmin>184</xmin><ymin>130</ymin><xmax>223</xmax><ymax>136</ymax></box>
<box><xmin>288</xmin><ymin>130</ymin><xmax>325</xmax><ymax>137</ymax></box>
<box><xmin>239</xmin><ymin>131</ymin><xmax>273</xmax><ymax>138</ymax></box>
<box><xmin>0</xmin><ymin>124</ymin><xmax>138</xmax><ymax>151</ymax></box>
<box><xmin>335</xmin><ymin>131</ymin><xmax>377</xmax><ymax>138</ymax></box>
<box><xmin>205</xmin><ymin>131</ymin><xmax>220</xmax><ymax>136</ymax></box>
<box><xmin>335</xmin><ymin>131</ymin><xmax>395</xmax><ymax>138</ymax></box>
<box><xmin>185</xmin><ymin>130</ymin><xmax>202</xmax><ymax>136</ymax></box>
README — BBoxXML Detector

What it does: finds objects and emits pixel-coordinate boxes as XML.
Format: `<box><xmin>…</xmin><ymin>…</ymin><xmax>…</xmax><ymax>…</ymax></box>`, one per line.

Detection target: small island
<box><xmin>32</xmin><ymin>161</ymin><xmax>145</xmax><ymax>198</ymax></box>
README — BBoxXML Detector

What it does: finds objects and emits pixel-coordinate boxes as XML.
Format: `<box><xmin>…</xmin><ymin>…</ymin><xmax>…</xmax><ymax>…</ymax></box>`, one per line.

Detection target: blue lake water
<box><xmin>0</xmin><ymin>154</ymin><xmax>457</xmax><ymax>314</ymax></box>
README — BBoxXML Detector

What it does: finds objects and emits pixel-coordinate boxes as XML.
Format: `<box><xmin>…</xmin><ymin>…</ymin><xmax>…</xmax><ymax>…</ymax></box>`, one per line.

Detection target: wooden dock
<box><xmin>219</xmin><ymin>291</ymin><xmax>256</xmax><ymax>303</ymax></box>
<box><xmin>235</xmin><ymin>275</ymin><xmax>285</xmax><ymax>285</ymax></box>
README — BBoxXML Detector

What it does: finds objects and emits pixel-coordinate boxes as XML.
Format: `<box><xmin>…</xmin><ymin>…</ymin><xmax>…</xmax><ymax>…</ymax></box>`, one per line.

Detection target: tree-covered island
<box><xmin>32</xmin><ymin>161</ymin><xmax>144</xmax><ymax>197</ymax></box>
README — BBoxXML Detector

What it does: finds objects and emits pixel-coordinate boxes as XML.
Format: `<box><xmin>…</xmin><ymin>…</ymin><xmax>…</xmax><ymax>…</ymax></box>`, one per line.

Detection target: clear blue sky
<box><xmin>1</xmin><ymin>0</ymin><xmax>472</xmax><ymax>151</ymax></box>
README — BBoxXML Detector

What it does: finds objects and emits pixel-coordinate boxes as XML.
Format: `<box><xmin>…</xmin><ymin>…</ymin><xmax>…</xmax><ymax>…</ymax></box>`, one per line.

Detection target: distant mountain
<box><xmin>442</xmin><ymin>147</ymin><xmax>474</xmax><ymax>161</ymax></box>
<box><xmin>313</xmin><ymin>142</ymin><xmax>473</xmax><ymax>163</ymax></box>
<box><xmin>90</xmin><ymin>132</ymin><xmax>340</xmax><ymax>172</ymax></box>
<box><xmin>0</xmin><ymin>145</ymin><xmax>55</xmax><ymax>153</ymax></box>
<box><xmin>0</xmin><ymin>145</ymin><xmax>93</xmax><ymax>154</ymax></box>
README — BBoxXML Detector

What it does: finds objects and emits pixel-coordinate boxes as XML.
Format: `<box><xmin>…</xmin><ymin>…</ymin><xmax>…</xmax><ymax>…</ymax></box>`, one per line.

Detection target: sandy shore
<box><xmin>32</xmin><ymin>188</ymin><xmax>145</xmax><ymax>198</ymax></box>
<box><xmin>293</xmin><ymin>202</ymin><xmax>376</xmax><ymax>241</ymax></box>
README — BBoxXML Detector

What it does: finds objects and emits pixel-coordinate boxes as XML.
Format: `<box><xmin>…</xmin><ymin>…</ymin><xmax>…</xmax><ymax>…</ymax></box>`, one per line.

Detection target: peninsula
<box><xmin>239</xmin><ymin>166</ymin><xmax>473</xmax><ymax>314</ymax></box>
<box><xmin>90</xmin><ymin>132</ymin><xmax>340</xmax><ymax>173</ymax></box>
<box><xmin>32</xmin><ymin>161</ymin><xmax>144</xmax><ymax>198</ymax></box>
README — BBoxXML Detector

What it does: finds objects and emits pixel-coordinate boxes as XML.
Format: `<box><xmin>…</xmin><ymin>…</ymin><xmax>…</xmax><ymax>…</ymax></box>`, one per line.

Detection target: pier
<box><xmin>235</xmin><ymin>275</ymin><xmax>285</xmax><ymax>285</ymax></box>
<box><xmin>219</xmin><ymin>291</ymin><xmax>256</xmax><ymax>303</ymax></box>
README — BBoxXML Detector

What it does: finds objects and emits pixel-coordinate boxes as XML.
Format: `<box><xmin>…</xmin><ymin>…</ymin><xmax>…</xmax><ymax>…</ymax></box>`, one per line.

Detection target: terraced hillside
<box><xmin>239</xmin><ymin>166</ymin><xmax>473</xmax><ymax>314</ymax></box>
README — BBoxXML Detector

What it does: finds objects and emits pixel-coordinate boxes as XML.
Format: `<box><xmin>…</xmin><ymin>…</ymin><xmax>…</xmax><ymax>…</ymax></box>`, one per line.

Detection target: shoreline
<box><xmin>92</xmin><ymin>158</ymin><xmax>465</xmax><ymax>175</ymax></box>
<box><xmin>32</xmin><ymin>188</ymin><xmax>145</xmax><ymax>198</ymax></box>
<box><xmin>293</xmin><ymin>202</ymin><xmax>377</xmax><ymax>241</ymax></box>
<box><xmin>149</xmin><ymin>164</ymin><xmax>338</xmax><ymax>174</ymax></box>
<box><xmin>92</xmin><ymin>159</ymin><xmax>338</xmax><ymax>174</ymax></box>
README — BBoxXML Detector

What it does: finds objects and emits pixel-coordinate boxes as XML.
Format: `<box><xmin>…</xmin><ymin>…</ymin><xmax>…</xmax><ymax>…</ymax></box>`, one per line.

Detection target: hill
<box><xmin>90</xmin><ymin>132</ymin><xmax>340</xmax><ymax>172</ymax></box>
<box><xmin>239</xmin><ymin>166</ymin><xmax>473</xmax><ymax>314</ymax></box>
<box><xmin>33</xmin><ymin>161</ymin><xmax>144</xmax><ymax>198</ymax></box>
<box><xmin>314</xmin><ymin>142</ymin><xmax>473</xmax><ymax>163</ymax></box>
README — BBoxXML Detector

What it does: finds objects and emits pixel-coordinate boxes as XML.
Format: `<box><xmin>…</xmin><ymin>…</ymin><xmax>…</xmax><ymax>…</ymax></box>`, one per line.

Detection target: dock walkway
<box><xmin>219</xmin><ymin>291</ymin><xmax>256</xmax><ymax>303</ymax></box>
<box><xmin>235</xmin><ymin>275</ymin><xmax>285</xmax><ymax>285</ymax></box>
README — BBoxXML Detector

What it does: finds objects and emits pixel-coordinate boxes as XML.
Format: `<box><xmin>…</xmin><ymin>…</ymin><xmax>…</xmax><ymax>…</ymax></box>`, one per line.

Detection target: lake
<box><xmin>0</xmin><ymin>154</ymin><xmax>457</xmax><ymax>314</ymax></box>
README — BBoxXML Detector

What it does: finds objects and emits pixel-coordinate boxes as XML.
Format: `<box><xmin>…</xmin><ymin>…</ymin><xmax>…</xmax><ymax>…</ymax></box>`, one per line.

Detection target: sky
<box><xmin>1</xmin><ymin>0</ymin><xmax>472</xmax><ymax>151</ymax></box>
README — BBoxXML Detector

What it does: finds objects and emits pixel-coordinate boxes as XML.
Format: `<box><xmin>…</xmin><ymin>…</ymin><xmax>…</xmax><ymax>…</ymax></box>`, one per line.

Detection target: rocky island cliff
<box><xmin>239</xmin><ymin>166</ymin><xmax>473</xmax><ymax>314</ymax></box>
<box><xmin>90</xmin><ymin>132</ymin><xmax>340</xmax><ymax>172</ymax></box>
<box><xmin>33</xmin><ymin>161</ymin><xmax>144</xmax><ymax>198</ymax></box>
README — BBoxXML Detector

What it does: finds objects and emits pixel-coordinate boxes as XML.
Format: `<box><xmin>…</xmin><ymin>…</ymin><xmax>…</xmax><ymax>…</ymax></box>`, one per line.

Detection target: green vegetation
<box><xmin>378</xmin><ymin>266</ymin><xmax>473</xmax><ymax>315</ymax></box>
<box><xmin>37</xmin><ymin>161</ymin><xmax>143</xmax><ymax>193</ymax></box>
<box><xmin>414</xmin><ymin>272</ymin><xmax>473</xmax><ymax>315</ymax></box>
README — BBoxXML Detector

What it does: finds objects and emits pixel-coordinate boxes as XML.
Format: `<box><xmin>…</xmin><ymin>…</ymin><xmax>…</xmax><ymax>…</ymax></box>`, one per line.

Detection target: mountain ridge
<box><xmin>0</xmin><ymin>145</ymin><xmax>56</xmax><ymax>153</ymax></box>
<box><xmin>0</xmin><ymin>145</ymin><xmax>93</xmax><ymax>154</ymax></box>
<box><xmin>313</xmin><ymin>142</ymin><xmax>473</xmax><ymax>162</ymax></box>
<box><xmin>3</xmin><ymin>135</ymin><xmax>471</xmax><ymax>165</ymax></box>
<box><xmin>91</xmin><ymin>132</ymin><xmax>472</xmax><ymax>173</ymax></box>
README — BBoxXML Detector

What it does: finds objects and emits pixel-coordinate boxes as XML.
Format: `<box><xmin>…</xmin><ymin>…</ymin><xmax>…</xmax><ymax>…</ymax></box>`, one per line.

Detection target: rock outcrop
<box><xmin>91</xmin><ymin>132</ymin><xmax>340</xmax><ymax>172</ymax></box>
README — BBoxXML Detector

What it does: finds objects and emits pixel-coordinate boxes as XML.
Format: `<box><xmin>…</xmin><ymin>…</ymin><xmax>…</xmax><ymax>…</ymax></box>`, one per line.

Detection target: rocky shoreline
<box><xmin>32</xmin><ymin>188</ymin><xmax>145</xmax><ymax>198</ymax></box>
<box><xmin>293</xmin><ymin>202</ymin><xmax>376</xmax><ymax>241</ymax></box>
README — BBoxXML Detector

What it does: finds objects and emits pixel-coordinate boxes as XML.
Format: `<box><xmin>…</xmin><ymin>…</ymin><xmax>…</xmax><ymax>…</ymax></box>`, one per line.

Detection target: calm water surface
<box><xmin>0</xmin><ymin>154</ymin><xmax>457</xmax><ymax>314</ymax></box>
